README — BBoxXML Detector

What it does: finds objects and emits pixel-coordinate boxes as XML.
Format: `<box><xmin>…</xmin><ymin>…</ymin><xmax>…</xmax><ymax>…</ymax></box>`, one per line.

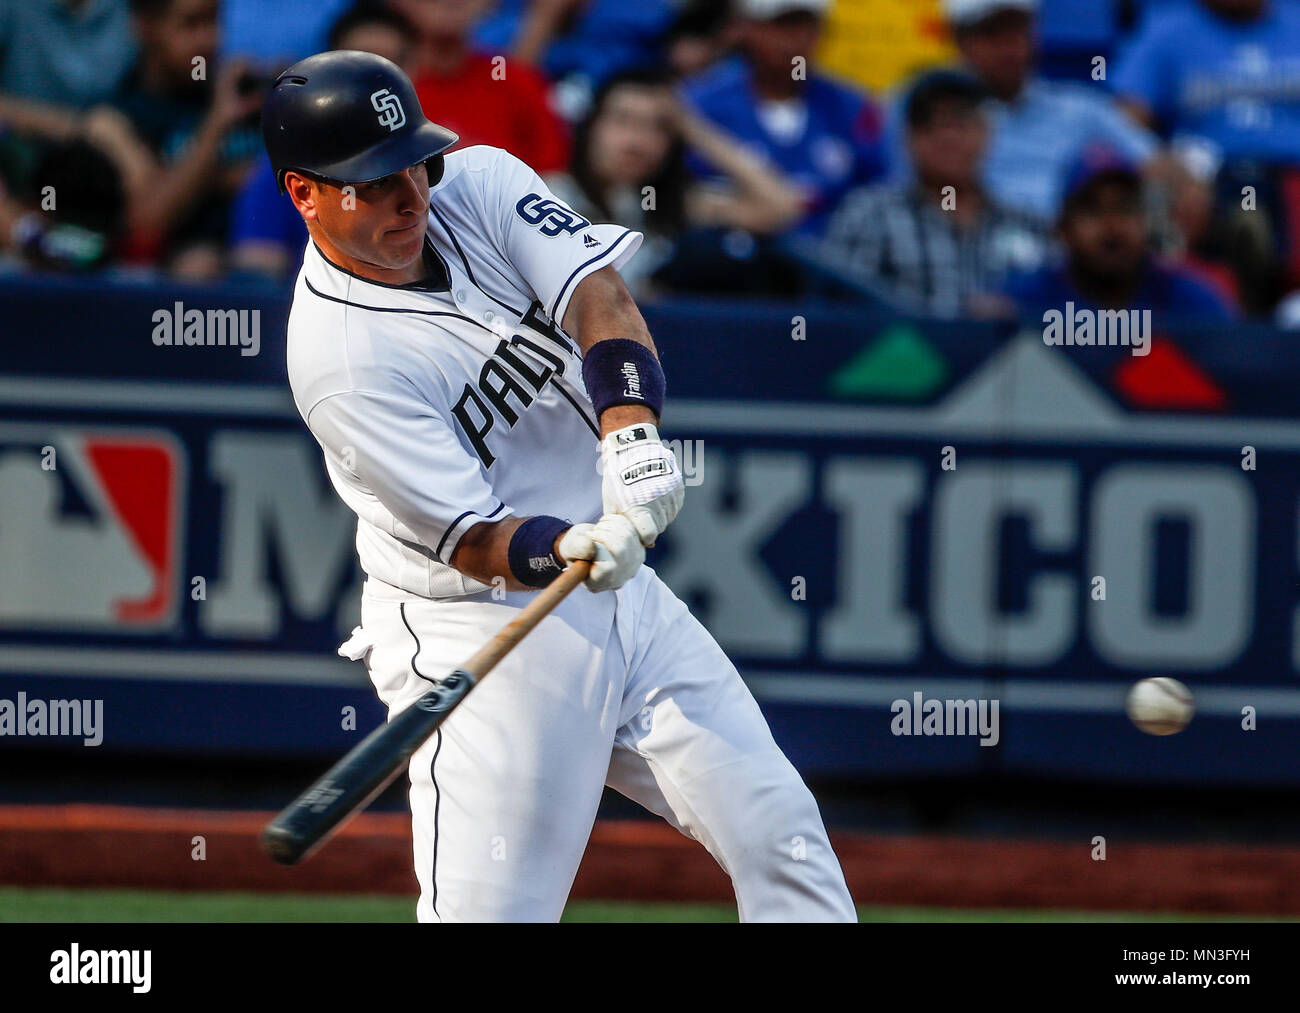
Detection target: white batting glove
<box><xmin>600</xmin><ymin>422</ymin><xmax>685</xmax><ymax>547</ymax></box>
<box><xmin>557</xmin><ymin>513</ymin><xmax>645</xmax><ymax>592</ymax></box>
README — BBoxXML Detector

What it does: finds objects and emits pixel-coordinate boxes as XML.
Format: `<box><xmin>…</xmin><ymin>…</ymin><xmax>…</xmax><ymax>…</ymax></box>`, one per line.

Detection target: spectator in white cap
<box><xmin>889</xmin><ymin>0</ymin><xmax>1158</xmax><ymax>224</ymax></box>
<box><xmin>679</xmin><ymin>0</ymin><xmax>889</xmax><ymax>237</ymax></box>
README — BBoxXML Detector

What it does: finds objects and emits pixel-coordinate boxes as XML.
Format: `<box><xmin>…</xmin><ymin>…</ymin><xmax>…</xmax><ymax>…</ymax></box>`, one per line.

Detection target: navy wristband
<box><xmin>581</xmin><ymin>338</ymin><xmax>665</xmax><ymax>419</ymax></box>
<box><xmin>507</xmin><ymin>515</ymin><xmax>571</xmax><ymax>588</ymax></box>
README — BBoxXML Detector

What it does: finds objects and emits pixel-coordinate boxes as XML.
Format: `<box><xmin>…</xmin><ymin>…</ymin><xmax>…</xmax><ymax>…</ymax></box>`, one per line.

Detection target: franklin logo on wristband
<box><xmin>509</xmin><ymin>515</ymin><xmax>572</xmax><ymax>587</ymax></box>
<box><xmin>583</xmin><ymin>339</ymin><xmax>664</xmax><ymax>419</ymax></box>
<box><xmin>620</xmin><ymin>361</ymin><xmax>642</xmax><ymax>399</ymax></box>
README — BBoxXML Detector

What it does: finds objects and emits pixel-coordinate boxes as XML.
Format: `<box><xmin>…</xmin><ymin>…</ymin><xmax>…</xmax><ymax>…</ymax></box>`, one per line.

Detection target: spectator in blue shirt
<box><xmin>917</xmin><ymin>0</ymin><xmax>1157</xmax><ymax>224</ymax></box>
<box><xmin>1112</xmin><ymin>0</ymin><xmax>1300</xmax><ymax>312</ymax></box>
<box><xmin>680</xmin><ymin>0</ymin><xmax>887</xmax><ymax>238</ymax></box>
<box><xmin>1112</xmin><ymin>0</ymin><xmax>1300</xmax><ymax>168</ymax></box>
<box><xmin>1002</xmin><ymin>146</ymin><xmax>1235</xmax><ymax>324</ymax></box>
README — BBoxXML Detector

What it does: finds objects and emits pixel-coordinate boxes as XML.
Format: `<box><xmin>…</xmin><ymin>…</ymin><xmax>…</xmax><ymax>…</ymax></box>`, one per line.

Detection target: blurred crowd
<box><xmin>3</xmin><ymin>0</ymin><xmax>1300</xmax><ymax>326</ymax></box>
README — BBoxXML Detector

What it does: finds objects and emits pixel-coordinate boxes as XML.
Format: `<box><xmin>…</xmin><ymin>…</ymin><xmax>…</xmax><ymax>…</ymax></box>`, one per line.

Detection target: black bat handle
<box><xmin>260</xmin><ymin>669</ymin><xmax>476</xmax><ymax>865</ymax></box>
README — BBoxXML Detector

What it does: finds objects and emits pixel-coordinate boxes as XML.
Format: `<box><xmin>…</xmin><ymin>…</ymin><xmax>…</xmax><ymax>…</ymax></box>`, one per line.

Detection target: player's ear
<box><xmin>425</xmin><ymin>156</ymin><xmax>444</xmax><ymax>187</ymax></box>
<box><xmin>285</xmin><ymin>172</ymin><xmax>318</xmax><ymax>220</ymax></box>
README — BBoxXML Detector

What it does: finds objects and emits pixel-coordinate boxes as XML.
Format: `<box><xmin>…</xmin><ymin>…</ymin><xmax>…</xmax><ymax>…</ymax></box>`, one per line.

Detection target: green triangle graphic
<box><xmin>829</xmin><ymin>323</ymin><xmax>948</xmax><ymax>400</ymax></box>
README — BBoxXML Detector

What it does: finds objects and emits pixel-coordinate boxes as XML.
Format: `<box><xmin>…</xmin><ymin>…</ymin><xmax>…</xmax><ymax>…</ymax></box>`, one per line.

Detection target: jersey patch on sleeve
<box><xmin>514</xmin><ymin>193</ymin><xmax>591</xmax><ymax>237</ymax></box>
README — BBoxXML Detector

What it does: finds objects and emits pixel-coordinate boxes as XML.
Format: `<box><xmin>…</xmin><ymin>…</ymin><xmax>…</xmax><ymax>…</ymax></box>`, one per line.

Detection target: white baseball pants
<box><xmin>350</xmin><ymin>566</ymin><xmax>856</xmax><ymax>922</ymax></box>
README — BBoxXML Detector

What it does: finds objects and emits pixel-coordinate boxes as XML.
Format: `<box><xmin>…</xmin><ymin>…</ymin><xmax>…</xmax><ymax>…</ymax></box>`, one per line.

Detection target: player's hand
<box><xmin>557</xmin><ymin>514</ymin><xmax>645</xmax><ymax>592</ymax></box>
<box><xmin>600</xmin><ymin>422</ymin><xmax>684</xmax><ymax>547</ymax></box>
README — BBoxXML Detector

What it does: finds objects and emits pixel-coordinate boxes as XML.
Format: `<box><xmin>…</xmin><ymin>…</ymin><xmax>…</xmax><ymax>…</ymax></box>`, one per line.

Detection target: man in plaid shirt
<box><xmin>820</xmin><ymin>70</ymin><xmax>1046</xmax><ymax>319</ymax></box>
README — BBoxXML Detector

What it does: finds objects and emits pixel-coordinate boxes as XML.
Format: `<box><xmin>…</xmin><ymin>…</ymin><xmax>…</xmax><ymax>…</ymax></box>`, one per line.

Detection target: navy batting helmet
<box><xmin>262</xmin><ymin>50</ymin><xmax>459</xmax><ymax>194</ymax></box>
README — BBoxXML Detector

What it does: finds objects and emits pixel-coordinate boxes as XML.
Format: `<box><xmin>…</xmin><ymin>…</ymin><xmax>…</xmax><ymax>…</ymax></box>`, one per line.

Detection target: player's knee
<box><xmin>724</xmin><ymin>777</ymin><xmax>855</xmax><ymax>920</ymax></box>
<box><xmin>732</xmin><ymin>775</ymin><xmax>831</xmax><ymax>869</ymax></box>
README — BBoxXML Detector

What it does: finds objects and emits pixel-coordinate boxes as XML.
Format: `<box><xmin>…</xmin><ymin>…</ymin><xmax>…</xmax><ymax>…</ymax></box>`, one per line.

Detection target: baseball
<box><xmin>1125</xmin><ymin>677</ymin><xmax>1194</xmax><ymax>735</ymax></box>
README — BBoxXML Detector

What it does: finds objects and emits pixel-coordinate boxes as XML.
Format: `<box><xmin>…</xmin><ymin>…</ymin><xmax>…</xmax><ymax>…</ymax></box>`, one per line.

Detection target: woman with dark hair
<box><xmin>546</xmin><ymin>67</ymin><xmax>802</xmax><ymax>297</ymax></box>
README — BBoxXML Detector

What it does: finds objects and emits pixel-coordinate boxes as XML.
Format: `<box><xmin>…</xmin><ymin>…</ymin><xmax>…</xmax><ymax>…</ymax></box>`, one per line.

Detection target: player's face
<box><xmin>590</xmin><ymin>86</ymin><xmax>675</xmax><ymax>185</ymax></box>
<box><xmin>293</xmin><ymin>162</ymin><xmax>431</xmax><ymax>277</ymax></box>
<box><xmin>1061</xmin><ymin>180</ymin><xmax>1148</xmax><ymax>280</ymax></box>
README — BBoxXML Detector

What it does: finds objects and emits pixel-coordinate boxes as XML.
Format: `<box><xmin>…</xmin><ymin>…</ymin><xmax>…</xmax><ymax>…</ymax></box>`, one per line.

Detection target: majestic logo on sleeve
<box><xmin>515</xmin><ymin>194</ymin><xmax>590</xmax><ymax>237</ymax></box>
<box><xmin>370</xmin><ymin>89</ymin><xmax>406</xmax><ymax>132</ymax></box>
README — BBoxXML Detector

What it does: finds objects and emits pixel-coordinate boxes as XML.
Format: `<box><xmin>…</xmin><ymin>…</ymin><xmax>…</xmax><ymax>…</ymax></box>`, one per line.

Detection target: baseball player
<box><xmin>264</xmin><ymin>50</ymin><xmax>855</xmax><ymax>922</ymax></box>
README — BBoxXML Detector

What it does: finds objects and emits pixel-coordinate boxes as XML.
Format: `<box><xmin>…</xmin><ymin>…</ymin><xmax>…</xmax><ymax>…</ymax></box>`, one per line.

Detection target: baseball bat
<box><xmin>260</xmin><ymin>559</ymin><xmax>592</xmax><ymax>865</ymax></box>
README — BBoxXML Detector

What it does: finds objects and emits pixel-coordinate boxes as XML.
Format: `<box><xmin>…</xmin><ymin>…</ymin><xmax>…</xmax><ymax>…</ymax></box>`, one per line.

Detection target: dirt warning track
<box><xmin>0</xmin><ymin>804</ymin><xmax>1296</xmax><ymax>915</ymax></box>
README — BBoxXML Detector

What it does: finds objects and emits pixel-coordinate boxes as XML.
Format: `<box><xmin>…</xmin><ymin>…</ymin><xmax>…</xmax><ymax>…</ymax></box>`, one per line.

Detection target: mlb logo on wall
<box><xmin>0</xmin><ymin>425</ymin><xmax>185</xmax><ymax>632</ymax></box>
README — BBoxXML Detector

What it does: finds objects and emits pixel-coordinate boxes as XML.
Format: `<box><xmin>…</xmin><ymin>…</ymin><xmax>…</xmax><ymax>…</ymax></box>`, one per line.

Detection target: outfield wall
<box><xmin>2</xmin><ymin>274</ymin><xmax>1297</xmax><ymax>785</ymax></box>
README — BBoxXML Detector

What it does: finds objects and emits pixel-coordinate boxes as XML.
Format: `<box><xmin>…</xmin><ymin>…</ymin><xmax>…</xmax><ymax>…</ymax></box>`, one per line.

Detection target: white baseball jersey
<box><xmin>286</xmin><ymin>145</ymin><xmax>643</xmax><ymax>597</ymax></box>
<box><xmin>285</xmin><ymin>143</ymin><xmax>855</xmax><ymax>923</ymax></box>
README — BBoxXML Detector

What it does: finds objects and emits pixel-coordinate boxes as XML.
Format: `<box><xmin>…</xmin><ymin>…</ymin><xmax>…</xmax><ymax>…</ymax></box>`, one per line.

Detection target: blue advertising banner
<box><xmin>1</xmin><ymin>275</ymin><xmax>1296</xmax><ymax>784</ymax></box>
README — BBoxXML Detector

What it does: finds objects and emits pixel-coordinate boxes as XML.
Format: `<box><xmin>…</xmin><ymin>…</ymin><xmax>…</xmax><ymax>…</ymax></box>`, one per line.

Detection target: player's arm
<box><xmin>562</xmin><ymin>264</ymin><xmax>658</xmax><ymax>435</ymax></box>
<box><xmin>562</xmin><ymin>265</ymin><xmax>685</xmax><ymax>547</ymax></box>
<box><xmin>487</xmin><ymin>149</ymin><xmax>684</xmax><ymax>546</ymax></box>
<box><xmin>452</xmin><ymin>513</ymin><xmax>643</xmax><ymax>594</ymax></box>
<box><xmin>309</xmin><ymin>388</ymin><xmax>642</xmax><ymax>595</ymax></box>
